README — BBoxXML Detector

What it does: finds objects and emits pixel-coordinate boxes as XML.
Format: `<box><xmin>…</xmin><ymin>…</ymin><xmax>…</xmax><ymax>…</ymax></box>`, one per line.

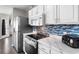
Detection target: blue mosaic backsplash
<box><xmin>46</xmin><ymin>24</ymin><xmax>79</xmax><ymax>36</ymax></box>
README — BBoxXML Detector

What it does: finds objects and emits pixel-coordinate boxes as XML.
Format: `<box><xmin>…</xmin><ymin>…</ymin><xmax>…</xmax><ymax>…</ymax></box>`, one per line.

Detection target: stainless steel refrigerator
<box><xmin>13</xmin><ymin>16</ymin><xmax>33</xmax><ymax>53</ymax></box>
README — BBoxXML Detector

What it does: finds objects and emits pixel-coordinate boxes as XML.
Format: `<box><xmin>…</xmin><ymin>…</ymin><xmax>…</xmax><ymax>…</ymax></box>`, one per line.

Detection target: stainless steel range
<box><xmin>23</xmin><ymin>33</ymin><xmax>48</xmax><ymax>54</ymax></box>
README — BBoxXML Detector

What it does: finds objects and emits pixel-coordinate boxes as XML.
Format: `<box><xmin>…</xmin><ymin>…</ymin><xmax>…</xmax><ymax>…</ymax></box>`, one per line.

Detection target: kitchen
<box><xmin>0</xmin><ymin>5</ymin><xmax>79</xmax><ymax>54</ymax></box>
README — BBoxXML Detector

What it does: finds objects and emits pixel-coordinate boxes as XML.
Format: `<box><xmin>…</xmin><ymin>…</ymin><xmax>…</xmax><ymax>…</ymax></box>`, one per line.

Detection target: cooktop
<box><xmin>27</xmin><ymin>33</ymin><xmax>48</xmax><ymax>40</ymax></box>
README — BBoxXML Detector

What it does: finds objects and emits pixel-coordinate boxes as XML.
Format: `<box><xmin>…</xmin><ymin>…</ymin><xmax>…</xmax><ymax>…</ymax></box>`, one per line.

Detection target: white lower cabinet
<box><xmin>38</xmin><ymin>40</ymin><xmax>60</xmax><ymax>54</ymax></box>
<box><xmin>51</xmin><ymin>47</ymin><xmax>61</xmax><ymax>54</ymax></box>
<box><xmin>38</xmin><ymin>42</ymin><xmax>51</xmax><ymax>54</ymax></box>
<box><xmin>38</xmin><ymin>43</ymin><xmax>61</xmax><ymax>54</ymax></box>
<box><xmin>38</xmin><ymin>49</ymin><xmax>47</xmax><ymax>54</ymax></box>
<box><xmin>51</xmin><ymin>50</ymin><xmax>61</xmax><ymax>54</ymax></box>
<box><xmin>38</xmin><ymin>37</ymin><xmax>62</xmax><ymax>54</ymax></box>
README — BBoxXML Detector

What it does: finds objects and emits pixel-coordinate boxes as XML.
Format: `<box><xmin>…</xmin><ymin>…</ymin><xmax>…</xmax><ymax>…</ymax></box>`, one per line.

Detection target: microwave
<box><xmin>30</xmin><ymin>14</ymin><xmax>44</xmax><ymax>26</ymax></box>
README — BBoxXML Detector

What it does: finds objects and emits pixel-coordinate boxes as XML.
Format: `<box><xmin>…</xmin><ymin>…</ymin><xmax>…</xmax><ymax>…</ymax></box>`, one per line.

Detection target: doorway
<box><xmin>2</xmin><ymin>19</ymin><xmax>6</xmax><ymax>35</ymax></box>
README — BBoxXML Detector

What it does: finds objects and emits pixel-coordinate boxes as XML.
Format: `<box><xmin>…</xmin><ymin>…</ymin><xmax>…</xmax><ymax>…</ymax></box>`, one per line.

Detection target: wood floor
<box><xmin>0</xmin><ymin>36</ymin><xmax>17</xmax><ymax>54</ymax></box>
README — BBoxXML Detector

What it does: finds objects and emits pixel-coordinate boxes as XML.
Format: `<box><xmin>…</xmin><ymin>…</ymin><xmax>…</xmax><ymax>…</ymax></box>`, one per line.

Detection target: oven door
<box><xmin>24</xmin><ymin>40</ymin><xmax>38</xmax><ymax>54</ymax></box>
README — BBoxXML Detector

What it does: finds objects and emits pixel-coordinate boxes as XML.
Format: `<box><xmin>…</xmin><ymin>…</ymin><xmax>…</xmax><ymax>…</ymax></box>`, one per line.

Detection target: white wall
<box><xmin>13</xmin><ymin>8</ymin><xmax>27</xmax><ymax>17</ymax></box>
<box><xmin>0</xmin><ymin>7</ymin><xmax>13</xmax><ymax>16</ymax></box>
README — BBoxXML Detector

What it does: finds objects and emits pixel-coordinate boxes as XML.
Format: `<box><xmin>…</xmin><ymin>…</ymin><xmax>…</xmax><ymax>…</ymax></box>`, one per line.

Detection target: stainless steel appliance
<box><xmin>23</xmin><ymin>33</ymin><xmax>48</xmax><ymax>54</ymax></box>
<box><xmin>13</xmin><ymin>16</ymin><xmax>32</xmax><ymax>53</ymax></box>
<box><xmin>62</xmin><ymin>34</ymin><xmax>79</xmax><ymax>48</ymax></box>
<box><xmin>29</xmin><ymin>14</ymin><xmax>44</xmax><ymax>26</ymax></box>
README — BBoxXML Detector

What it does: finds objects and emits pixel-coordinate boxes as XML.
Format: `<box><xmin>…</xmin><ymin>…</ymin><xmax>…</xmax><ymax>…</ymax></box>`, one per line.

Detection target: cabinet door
<box><xmin>51</xmin><ymin>50</ymin><xmax>61</xmax><ymax>54</ymax></box>
<box><xmin>45</xmin><ymin>5</ymin><xmax>56</xmax><ymax>24</ymax></box>
<box><xmin>28</xmin><ymin>9</ymin><xmax>33</xmax><ymax>25</ymax></box>
<box><xmin>59</xmin><ymin>5</ymin><xmax>74</xmax><ymax>23</ymax></box>
<box><xmin>38</xmin><ymin>49</ymin><xmax>48</xmax><ymax>54</ymax></box>
<box><xmin>38</xmin><ymin>5</ymin><xmax>44</xmax><ymax>15</ymax></box>
<box><xmin>28</xmin><ymin>16</ymin><xmax>32</xmax><ymax>25</ymax></box>
<box><xmin>73</xmin><ymin>5</ymin><xmax>79</xmax><ymax>23</ymax></box>
<box><xmin>51</xmin><ymin>47</ymin><xmax>61</xmax><ymax>54</ymax></box>
<box><xmin>28</xmin><ymin>9</ymin><xmax>33</xmax><ymax>17</ymax></box>
<box><xmin>32</xmin><ymin>6</ymin><xmax>38</xmax><ymax>17</ymax></box>
<box><xmin>38</xmin><ymin>42</ymin><xmax>51</xmax><ymax>54</ymax></box>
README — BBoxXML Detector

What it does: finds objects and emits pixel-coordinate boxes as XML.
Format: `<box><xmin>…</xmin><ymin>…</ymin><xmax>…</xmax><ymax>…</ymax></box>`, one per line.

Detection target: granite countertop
<box><xmin>23</xmin><ymin>32</ymin><xmax>79</xmax><ymax>54</ymax></box>
<box><xmin>38</xmin><ymin>35</ymin><xmax>79</xmax><ymax>54</ymax></box>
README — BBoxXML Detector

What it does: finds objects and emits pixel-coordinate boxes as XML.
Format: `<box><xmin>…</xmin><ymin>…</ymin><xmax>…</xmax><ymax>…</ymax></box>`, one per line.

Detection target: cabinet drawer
<box><xmin>38</xmin><ymin>43</ymin><xmax>50</xmax><ymax>53</ymax></box>
<box><xmin>51</xmin><ymin>47</ymin><xmax>61</xmax><ymax>54</ymax></box>
<box><xmin>51</xmin><ymin>50</ymin><xmax>61</xmax><ymax>54</ymax></box>
<box><xmin>38</xmin><ymin>49</ymin><xmax>47</xmax><ymax>54</ymax></box>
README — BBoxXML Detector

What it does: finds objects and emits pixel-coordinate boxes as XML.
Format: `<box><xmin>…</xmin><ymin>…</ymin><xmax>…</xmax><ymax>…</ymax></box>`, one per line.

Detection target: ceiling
<box><xmin>0</xmin><ymin>5</ymin><xmax>36</xmax><ymax>11</ymax></box>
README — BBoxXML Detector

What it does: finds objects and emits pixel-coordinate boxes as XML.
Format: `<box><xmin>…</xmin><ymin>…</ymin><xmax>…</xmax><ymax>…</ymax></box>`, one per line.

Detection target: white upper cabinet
<box><xmin>29</xmin><ymin>5</ymin><xmax>44</xmax><ymax>18</ymax></box>
<box><xmin>73</xmin><ymin>5</ymin><xmax>79</xmax><ymax>23</ymax></box>
<box><xmin>57</xmin><ymin>5</ymin><xmax>79</xmax><ymax>24</ymax></box>
<box><xmin>44</xmin><ymin>5</ymin><xmax>57</xmax><ymax>24</ymax></box>
<box><xmin>28</xmin><ymin>6</ymin><xmax>44</xmax><ymax>26</ymax></box>
<box><xmin>59</xmin><ymin>5</ymin><xmax>73</xmax><ymax>23</ymax></box>
<box><xmin>28</xmin><ymin>9</ymin><xmax>33</xmax><ymax>25</ymax></box>
<box><xmin>32</xmin><ymin>5</ymin><xmax>44</xmax><ymax>16</ymax></box>
<box><xmin>28</xmin><ymin>9</ymin><xmax>33</xmax><ymax>17</ymax></box>
<box><xmin>29</xmin><ymin>5</ymin><xmax>79</xmax><ymax>25</ymax></box>
<box><xmin>38</xmin><ymin>5</ymin><xmax>44</xmax><ymax>15</ymax></box>
<box><xmin>32</xmin><ymin>6</ymin><xmax>38</xmax><ymax>17</ymax></box>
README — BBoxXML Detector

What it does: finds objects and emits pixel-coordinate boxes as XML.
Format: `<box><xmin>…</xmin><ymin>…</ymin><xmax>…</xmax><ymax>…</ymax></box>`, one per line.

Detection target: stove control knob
<box><xmin>70</xmin><ymin>39</ymin><xmax>73</xmax><ymax>44</ymax></box>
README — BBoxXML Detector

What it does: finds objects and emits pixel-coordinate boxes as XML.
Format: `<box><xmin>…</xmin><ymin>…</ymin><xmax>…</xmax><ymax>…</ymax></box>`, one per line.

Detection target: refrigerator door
<box><xmin>18</xmin><ymin>16</ymin><xmax>28</xmax><ymax>32</ymax></box>
<box><xmin>13</xmin><ymin>16</ymin><xmax>33</xmax><ymax>53</ymax></box>
<box><xmin>17</xmin><ymin>16</ymin><xmax>32</xmax><ymax>52</ymax></box>
<box><xmin>18</xmin><ymin>16</ymin><xmax>33</xmax><ymax>33</ymax></box>
<box><xmin>18</xmin><ymin>32</ymin><xmax>23</xmax><ymax>52</ymax></box>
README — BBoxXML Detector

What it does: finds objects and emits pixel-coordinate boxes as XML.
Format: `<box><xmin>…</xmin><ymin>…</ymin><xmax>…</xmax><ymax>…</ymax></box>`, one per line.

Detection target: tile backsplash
<box><xmin>33</xmin><ymin>26</ymin><xmax>49</xmax><ymax>36</ymax></box>
<box><xmin>46</xmin><ymin>24</ymin><xmax>79</xmax><ymax>36</ymax></box>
